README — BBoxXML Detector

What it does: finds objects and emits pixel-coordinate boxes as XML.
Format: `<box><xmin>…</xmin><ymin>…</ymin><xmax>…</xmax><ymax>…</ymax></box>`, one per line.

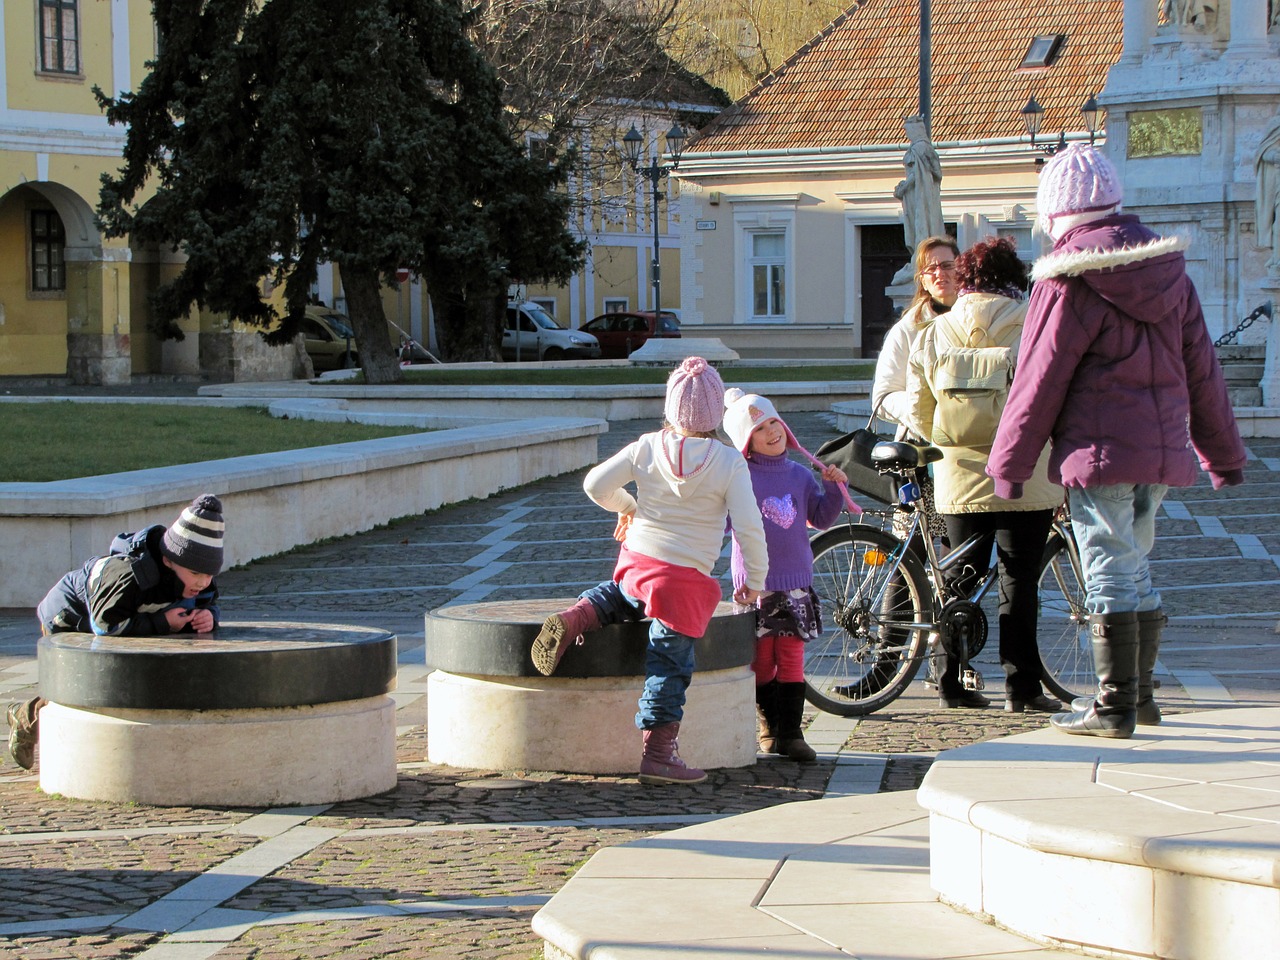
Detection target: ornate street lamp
<box><xmin>1020</xmin><ymin>94</ymin><xmax>1104</xmax><ymax>159</ymax></box>
<box><xmin>622</xmin><ymin>122</ymin><xmax>686</xmax><ymax>320</ymax></box>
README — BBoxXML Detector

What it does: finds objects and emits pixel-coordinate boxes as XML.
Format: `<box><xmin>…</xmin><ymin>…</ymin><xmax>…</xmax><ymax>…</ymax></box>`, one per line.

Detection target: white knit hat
<box><xmin>664</xmin><ymin>356</ymin><xmax>725</xmax><ymax>433</ymax></box>
<box><xmin>1036</xmin><ymin>143</ymin><xmax>1123</xmax><ymax>234</ymax></box>
<box><xmin>161</xmin><ymin>494</ymin><xmax>225</xmax><ymax>576</ymax></box>
<box><xmin>722</xmin><ymin>388</ymin><xmax>799</xmax><ymax>455</ymax></box>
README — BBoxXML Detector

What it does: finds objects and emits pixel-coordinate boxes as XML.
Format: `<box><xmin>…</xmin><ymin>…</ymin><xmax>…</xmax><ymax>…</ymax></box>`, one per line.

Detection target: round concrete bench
<box><xmin>37</xmin><ymin>621</ymin><xmax>398</xmax><ymax>807</ymax></box>
<box><xmin>425</xmin><ymin>598</ymin><xmax>757</xmax><ymax>775</ymax></box>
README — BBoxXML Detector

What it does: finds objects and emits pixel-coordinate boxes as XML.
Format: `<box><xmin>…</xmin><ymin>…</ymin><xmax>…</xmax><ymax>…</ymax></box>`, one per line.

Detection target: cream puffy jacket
<box><xmin>905</xmin><ymin>292</ymin><xmax>1061</xmax><ymax>514</ymax></box>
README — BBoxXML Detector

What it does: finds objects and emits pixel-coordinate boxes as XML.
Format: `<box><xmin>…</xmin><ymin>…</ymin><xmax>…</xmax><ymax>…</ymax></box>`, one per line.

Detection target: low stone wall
<box><xmin>0</xmin><ymin>416</ymin><xmax>606</xmax><ymax>608</ymax></box>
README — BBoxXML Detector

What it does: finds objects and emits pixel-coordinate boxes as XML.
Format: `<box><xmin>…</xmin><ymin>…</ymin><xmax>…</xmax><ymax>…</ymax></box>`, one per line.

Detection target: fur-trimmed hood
<box><xmin>1032</xmin><ymin>215</ymin><xmax>1192</xmax><ymax>323</ymax></box>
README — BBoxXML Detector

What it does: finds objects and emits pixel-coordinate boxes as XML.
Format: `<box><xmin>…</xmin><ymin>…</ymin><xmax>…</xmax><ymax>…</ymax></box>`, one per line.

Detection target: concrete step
<box><xmin>919</xmin><ymin>707</ymin><xmax>1280</xmax><ymax>960</ymax></box>
<box><xmin>533</xmin><ymin>790</ymin><xmax>1087</xmax><ymax>959</ymax></box>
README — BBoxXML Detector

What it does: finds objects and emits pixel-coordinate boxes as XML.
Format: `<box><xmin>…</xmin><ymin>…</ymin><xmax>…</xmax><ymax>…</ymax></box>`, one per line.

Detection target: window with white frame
<box><xmin>750</xmin><ymin>232</ymin><xmax>787</xmax><ymax>319</ymax></box>
<box><xmin>603</xmin><ymin>298</ymin><xmax>628</xmax><ymax>313</ymax></box>
<box><xmin>532</xmin><ymin>297</ymin><xmax>557</xmax><ymax>317</ymax></box>
<box><xmin>734</xmin><ymin>205</ymin><xmax>795</xmax><ymax>323</ymax></box>
<box><xmin>38</xmin><ymin>0</ymin><xmax>80</xmax><ymax>75</ymax></box>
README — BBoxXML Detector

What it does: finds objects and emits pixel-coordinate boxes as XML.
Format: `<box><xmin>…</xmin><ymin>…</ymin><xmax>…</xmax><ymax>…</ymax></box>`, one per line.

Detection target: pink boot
<box><xmin>531</xmin><ymin>598</ymin><xmax>600</xmax><ymax>675</ymax></box>
<box><xmin>638</xmin><ymin>722</ymin><xmax>707</xmax><ymax>784</ymax></box>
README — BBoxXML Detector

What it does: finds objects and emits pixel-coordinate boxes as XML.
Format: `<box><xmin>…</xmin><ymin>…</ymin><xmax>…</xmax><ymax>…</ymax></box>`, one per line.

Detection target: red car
<box><xmin>580</xmin><ymin>310</ymin><xmax>681</xmax><ymax>359</ymax></box>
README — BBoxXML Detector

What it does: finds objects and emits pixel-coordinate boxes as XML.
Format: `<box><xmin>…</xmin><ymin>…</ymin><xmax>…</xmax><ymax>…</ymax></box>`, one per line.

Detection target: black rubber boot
<box><xmin>1135</xmin><ymin>608</ymin><xmax>1165</xmax><ymax>726</ymax></box>
<box><xmin>1052</xmin><ymin>612</ymin><xmax>1140</xmax><ymax>739</ymax></box>
<box><xmin>755</xmin><ymin>680</ymin><xmax>780</xmax><ymax>754</ymax></box>
<box><xmin>775</xmin><ymin>682</ymin><xmax>817</xmax><ymax>762</ymax></box>
<box><xmin>1071</xmin><ymin>609</ymin><xmax>1164</xmax><ymax>725</ymax></box>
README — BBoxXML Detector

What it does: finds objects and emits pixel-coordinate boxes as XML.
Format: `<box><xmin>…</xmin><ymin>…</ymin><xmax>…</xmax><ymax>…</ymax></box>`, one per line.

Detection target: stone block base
<box><xmin>39</xmin><ymin>696</ymin><xmax>397</xmax><ymax>807</ymax></box>
<box><xmin>426</xmin><ymin>667</ymin><xmax>757</xmax><ymax>774</ymax></box>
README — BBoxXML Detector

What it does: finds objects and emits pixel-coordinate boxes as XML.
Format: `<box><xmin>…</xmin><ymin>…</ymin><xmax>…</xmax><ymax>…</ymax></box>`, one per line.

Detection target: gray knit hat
<box><xmin>161</xmin><ymin>494</ymin><xmax>225</xmax><ymax>575</ymax></box>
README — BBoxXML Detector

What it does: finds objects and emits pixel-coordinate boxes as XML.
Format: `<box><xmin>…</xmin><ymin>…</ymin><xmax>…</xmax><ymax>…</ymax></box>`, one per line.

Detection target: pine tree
<box><xmin>96</xmin><ymin>0</ymin><xmax>582</xmax><ymax>378</ymax></box>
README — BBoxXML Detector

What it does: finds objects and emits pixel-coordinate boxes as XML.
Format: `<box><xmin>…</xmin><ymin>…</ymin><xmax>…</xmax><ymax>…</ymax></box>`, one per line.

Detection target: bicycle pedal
<box><xmin>961</xmin><ymin>669</ymin><xmax>985</xmax><ymax>691</ymax></box>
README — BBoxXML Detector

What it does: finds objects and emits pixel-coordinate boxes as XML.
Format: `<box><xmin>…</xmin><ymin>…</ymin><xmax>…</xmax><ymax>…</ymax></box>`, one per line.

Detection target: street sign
<box><xmin>395</xmin><ymin>267</ymin><xmax>411</xmax><ymax>283</ymax></box>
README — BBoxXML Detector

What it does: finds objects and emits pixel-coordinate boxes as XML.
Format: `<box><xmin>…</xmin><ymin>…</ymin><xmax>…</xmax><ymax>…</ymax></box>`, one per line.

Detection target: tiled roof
<box><xmin>688</xmin><ymin>0</ymin><xmax>1123</xmax><ymax>153</ymax></box>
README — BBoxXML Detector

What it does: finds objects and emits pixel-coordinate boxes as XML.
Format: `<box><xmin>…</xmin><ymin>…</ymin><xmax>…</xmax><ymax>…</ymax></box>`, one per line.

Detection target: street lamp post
<box><xmin>622</xmin><ymin>123</ymin><xmax>686</xmax><ymax>320</ymax></box>
<box><xmin>1019</xmin><ymin>94</ymin><xmax>1104</xmax><ymax>163</ymax></box>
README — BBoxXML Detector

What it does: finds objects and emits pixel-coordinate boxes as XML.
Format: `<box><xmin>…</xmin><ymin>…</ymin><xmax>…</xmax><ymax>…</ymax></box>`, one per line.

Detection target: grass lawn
<box><xmin>0</xmin><ymin>403</ymin><xmax>423</xmax><ymax>483</ymax></box>
<box><xmin>4</xmin><ymin>364</ymin><xmax>871</xmax><ymax>482</ymax></box>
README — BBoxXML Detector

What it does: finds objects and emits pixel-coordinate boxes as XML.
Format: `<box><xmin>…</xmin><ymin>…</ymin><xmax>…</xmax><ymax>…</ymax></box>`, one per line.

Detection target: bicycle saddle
<box><xmin>870</xmin><ymin>440</ymin><xmax>944</xmax><ymax>471</ymax></box>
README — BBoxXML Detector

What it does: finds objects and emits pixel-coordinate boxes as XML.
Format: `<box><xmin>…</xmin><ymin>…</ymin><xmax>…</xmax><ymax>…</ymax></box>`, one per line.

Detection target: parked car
<box><xmin>301</xmin><ymin>307</ymin><xmax>358</xmax><ymax>371</ymax></box>
<box><xmin>502</xmin><ymin>302</ymin><xmax>600</xmax><ymax>361</ymax></box>
<box><xmin>580</xmin><ymin>310</ymin><xmax>681</xmax><ymax>359</ymax></box>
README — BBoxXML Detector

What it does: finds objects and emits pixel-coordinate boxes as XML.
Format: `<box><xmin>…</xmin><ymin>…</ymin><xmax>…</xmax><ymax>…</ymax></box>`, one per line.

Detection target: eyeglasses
<box><xmin>922</xmin><ymin>261</ymin><xmax>957</xmax><ymax>277</ymax></box>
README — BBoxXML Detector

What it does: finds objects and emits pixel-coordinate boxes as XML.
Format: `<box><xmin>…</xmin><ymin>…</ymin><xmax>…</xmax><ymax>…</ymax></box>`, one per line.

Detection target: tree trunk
<box><xmin>429</xmin><ymin>279</ymin><xmax>504</xmax><ymax>362</ymax></box>
<box><xmin>341</xmin><ymin>264</ymin><xmax>403</xmax><ymax>384</ymax></box>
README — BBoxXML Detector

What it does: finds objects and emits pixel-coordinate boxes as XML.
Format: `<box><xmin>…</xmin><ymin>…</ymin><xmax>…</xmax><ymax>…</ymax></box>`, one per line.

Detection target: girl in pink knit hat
<box><xmin>531</xmin><ymin>356</ymin><xmax>768</xmax><ymax>785</ymax></box>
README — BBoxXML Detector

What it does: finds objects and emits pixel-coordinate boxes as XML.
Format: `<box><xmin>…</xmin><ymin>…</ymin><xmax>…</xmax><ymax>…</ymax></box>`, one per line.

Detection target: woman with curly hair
<box><xmin>904</xmin><ymin>236</ymin><xmax>1063</xmax><ymax>712</ymax></box>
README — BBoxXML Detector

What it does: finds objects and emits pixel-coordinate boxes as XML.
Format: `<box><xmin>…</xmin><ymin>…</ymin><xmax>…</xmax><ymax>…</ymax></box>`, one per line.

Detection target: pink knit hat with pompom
<box><xmin>664</xmin><ymin>356</ymin><xmax>724</xmax><ymax>433</ymax></box>
<box><xmin>1036</xmin><ymin>143</ymin><xmax>1123</xmax><ymax>232</ymax></box>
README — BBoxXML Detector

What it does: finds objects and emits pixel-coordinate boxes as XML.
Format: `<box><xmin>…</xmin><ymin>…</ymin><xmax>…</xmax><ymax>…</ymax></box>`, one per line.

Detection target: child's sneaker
<box><xmin>6</xmin><ymin>701</ymin><xmax>36</xmax><ymax>771</ymax></box>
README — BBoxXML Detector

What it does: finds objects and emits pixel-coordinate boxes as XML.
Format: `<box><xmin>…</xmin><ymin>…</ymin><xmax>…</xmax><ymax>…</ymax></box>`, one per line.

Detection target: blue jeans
<box><xmin>579</xmin><ymin>580</ymin><xmax>696</xmax><ymax>730</ymax></box>
<box><xmin>1068</xmin><ymin>484</ymin><xmax>1168</xmax><ymax>615</ymax></box>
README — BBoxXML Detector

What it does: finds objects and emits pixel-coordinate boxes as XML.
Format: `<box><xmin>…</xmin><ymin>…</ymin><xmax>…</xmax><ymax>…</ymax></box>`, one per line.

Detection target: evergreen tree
<box><xmin>97</xmin><ymin>0</ymin><xmax>582</xmax><ymax>379</ymax></box>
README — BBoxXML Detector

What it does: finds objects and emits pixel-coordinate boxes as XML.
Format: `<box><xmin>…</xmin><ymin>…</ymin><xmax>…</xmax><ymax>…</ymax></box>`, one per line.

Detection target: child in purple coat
<box><xmin>987</xmin><ymin>144</ymin><xmax>1246</xmax><ymax>739</ymax></box>
<box><xmin>724</xmin><ymin>389</ymin><xmax>849</xmax><ymax>761</ymax></box>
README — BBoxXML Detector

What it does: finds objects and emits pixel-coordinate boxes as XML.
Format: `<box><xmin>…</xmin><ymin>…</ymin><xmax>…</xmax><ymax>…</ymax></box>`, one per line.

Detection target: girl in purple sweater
<box><xmin>724</xmin><ymin>390</ymin><xmax>849</xmax><ymax>761</ymax></box>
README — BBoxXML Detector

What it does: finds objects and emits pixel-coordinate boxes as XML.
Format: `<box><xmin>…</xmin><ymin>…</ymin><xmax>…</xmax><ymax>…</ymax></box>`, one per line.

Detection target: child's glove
<box><xmin>613</xmin><ymin>512</ymin><xmax>634</xmax><ymax>542</ymax></box>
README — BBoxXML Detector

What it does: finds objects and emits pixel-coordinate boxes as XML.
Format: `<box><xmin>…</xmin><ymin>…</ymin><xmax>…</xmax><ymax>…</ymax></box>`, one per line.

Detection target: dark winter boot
<box><xmin>638</xmin><ymin>722</ymin><xmax>707</xmax><ymax>784</ymax></box>
<box><xmin>775</xmin><ymin>682</ymin><xmax>817</xmax><ymax>762</ymax></box>
<box><xmin>1052</xmin><ymin>612</ymin><xmax>1140</xmax><ymax>739</ymax></box>
<box><xmin>6</xmin><ymin>698</ymin><xmax>44</xmax><ymax>771</ymax></box>
<box><xmin>1135</xmin><ymin>608</ymin><xmax>1165</xmax><ymax>725</ymax></box>
<box><xmin>1072</xmin><ymin>608</ymin><xmax>1164</xmax><ymax>725</ymax></box>
<box><xmin>755</xmin><ymin>681</ymin><xmax>780</xmax><ymax>754</ymax></box>
<box><xmin>531</xmin><ymin>598</ymin><xmax>601</xmax><ymax>676</ymax></box>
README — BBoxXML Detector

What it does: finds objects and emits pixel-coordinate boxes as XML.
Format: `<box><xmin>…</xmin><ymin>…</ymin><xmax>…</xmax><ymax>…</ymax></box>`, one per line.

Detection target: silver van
<box><xmin>502</xmin><ymin>302</ymin><xmax>601</xmax><ymax>362</ymax></box>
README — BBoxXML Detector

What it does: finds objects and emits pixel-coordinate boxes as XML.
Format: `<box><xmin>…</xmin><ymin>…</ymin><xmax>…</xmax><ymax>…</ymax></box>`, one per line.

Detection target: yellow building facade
<box><xmin>1</xmin><ymin>4</ymin><xmax>716</xmax><ymax>380</ymax></box>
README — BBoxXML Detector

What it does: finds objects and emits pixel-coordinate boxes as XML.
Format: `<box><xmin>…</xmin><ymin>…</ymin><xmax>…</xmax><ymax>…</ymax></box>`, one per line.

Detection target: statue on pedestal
<box><xmin>890</xmin><ymin>115</ymin><xmax>944</xmax><ymax>286</ymax></box>
<box><xmin>1161</xmin><ymin>0</ymin><xmax>1217</xmax><ymax>30</ymax></box>
<box><xmin>1255</xmin><ymin>114</ymin><xmax>1280</xmax><ymax>275</ymax></box>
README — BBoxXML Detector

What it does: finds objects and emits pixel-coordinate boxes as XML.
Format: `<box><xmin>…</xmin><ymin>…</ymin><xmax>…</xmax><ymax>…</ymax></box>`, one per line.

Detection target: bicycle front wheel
<box><xmin>806</xmin><ymin>524</ymin><xmax>932</xmax><ymax>716</ymax></box>
<box><xmin>1037</xmin><ymin>531</ymin><xmax>1093</xmax><ymax>701</ymax></box>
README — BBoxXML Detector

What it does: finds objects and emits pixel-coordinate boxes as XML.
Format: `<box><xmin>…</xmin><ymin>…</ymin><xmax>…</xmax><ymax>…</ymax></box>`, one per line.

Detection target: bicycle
<box><xmin>804</xmin><ymin>439</ymin><xmax>1092</xmax><ymax>716</ymax></box>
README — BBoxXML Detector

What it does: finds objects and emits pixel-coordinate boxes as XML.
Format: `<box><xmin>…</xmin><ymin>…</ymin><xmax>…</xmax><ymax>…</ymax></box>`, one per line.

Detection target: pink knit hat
<box><xmin>1036</xmin><ymin>143</ymin><xmax>1123</xmax><ymax>232</ymax></box>
<box><xmin>664</xmin><ymin>356</ymin><xmax>725</xmax><ymax>433</ymax></box>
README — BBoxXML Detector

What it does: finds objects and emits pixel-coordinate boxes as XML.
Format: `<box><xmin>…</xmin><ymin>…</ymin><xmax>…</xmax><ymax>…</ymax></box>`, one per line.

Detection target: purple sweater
<box><xmin>731</xmin><ymin>452</ymin><xmax>843</xmax><ymax>592</ymax></box>
<box><xmin>988</xmin><ymin>215</ymin><xmax>1245</xmax><ymax>497</ymax></box>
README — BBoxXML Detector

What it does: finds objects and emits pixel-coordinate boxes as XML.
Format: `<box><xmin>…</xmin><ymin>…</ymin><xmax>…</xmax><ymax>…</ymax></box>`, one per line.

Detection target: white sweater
<box><xmin>584</xmin><ymin>431</ymin><xmax>768</xmax><ymax>590</ymax></box>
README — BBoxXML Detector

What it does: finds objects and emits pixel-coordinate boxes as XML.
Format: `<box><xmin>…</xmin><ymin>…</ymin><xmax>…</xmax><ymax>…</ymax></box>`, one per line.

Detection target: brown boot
<box><xmin>775</xmin><ymin>682</ymin><xmax>817</xmax><ymax>762</ymax></box>
<box><xmin>639</xmin><ymin>722</ymin><xmax>707</xmax><ymax>784</ymax></box>
<box><xmin>531</xmin><ymin>598</ymin><xmax>601</xmax><ymax>676</ymax></box>
<box><xmin>755</xmin><ymin>681</ymin><xmax>780</xmax><ymax>754</ymax></box>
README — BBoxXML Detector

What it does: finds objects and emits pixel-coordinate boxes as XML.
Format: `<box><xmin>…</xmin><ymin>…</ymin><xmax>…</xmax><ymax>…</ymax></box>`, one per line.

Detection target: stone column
<box><xmin>1121</xmin><ymin>0</ymin><xmax>1155</xmax><ymax>61</ymax></box>
<box><xmin>1228</xmin><ymin>0</ymin><xmax>1271</xmax><ymax>56</ymax></box>
<box><xmin>64</xmin><ymin>246</ymin><xmax>132</xmax><ymax>385</ymax></box>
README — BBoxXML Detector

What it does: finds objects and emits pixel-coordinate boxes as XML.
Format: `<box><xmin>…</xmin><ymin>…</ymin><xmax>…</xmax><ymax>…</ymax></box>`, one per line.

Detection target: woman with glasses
<box><xmin>904</xmin><ymin>237</ymin><xmax>1063</xmax><ymax>713</ymax></box>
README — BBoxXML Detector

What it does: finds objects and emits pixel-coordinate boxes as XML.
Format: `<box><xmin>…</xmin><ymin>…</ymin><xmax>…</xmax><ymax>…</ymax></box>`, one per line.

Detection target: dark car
<box><xmin>580</xmin><ymin>310</ymin><xmax>681</xmax><ymax>359</ymax></box>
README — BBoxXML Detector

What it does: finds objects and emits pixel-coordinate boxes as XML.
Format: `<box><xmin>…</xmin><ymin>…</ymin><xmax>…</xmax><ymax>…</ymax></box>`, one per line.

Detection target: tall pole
<box><xmin>651</xmin><ymin>179</ymin><xmax>663</xmax><ymax>318</ymax></box>
<box><xmin>919</xmin><ymin>0</ymin><xmax>931</xmax><ymax>136</ymax></box>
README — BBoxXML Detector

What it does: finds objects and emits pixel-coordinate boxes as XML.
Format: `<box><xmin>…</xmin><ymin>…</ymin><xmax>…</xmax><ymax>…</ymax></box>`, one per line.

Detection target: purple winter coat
<box><xmin>987</xmin><ymin>215</ymin><xmax>1245</xmax><ymax>497</ymax></box>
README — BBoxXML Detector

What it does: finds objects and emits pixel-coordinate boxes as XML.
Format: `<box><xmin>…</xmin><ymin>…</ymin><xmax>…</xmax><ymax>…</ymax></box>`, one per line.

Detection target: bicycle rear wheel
<box><xmin>1037</xmin><ymin>531</ymin><xmax>1093</xmax><ymax>701</ymax></box>
<box><xmin>806</xmin><ymin>524</ymin><xmax>932</xmax><ymax>716</ymax></box>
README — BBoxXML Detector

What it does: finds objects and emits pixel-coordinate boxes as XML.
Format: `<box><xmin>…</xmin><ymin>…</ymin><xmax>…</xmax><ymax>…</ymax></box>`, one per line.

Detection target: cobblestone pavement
<box><xmin>1</xmin><ymin>409</ymin><xmax>1277</xmax><ymax>960</ymax></box>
